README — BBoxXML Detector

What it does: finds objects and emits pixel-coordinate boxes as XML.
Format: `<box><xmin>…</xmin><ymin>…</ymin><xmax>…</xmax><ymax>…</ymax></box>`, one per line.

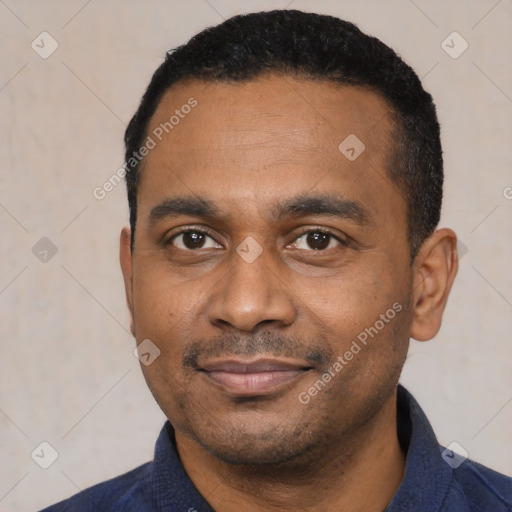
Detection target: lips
<box><xmin>199</xmin><ymin>358</ymin><xmax>312</xmax><ymax>396</ymax></box>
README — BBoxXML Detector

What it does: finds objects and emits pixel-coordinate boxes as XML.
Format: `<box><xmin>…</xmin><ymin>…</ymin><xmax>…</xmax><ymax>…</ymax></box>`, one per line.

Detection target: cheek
<box><xmin>132</xmin><ymin>282</ymin><xmax>175</xmax><ymax>338</ymax></box>
<box><xmin>132</xmin><ymin>260</ymin><xmax>189</xmax><ymax>330</ymax></box>
<box><xmin>132</xmin><ymin>267</ymin><xmax>199</xmax><ymax>419</ymax></box>
<box><xmin>295</xmin><ymin>259</ymin><xmax>402</xmax><ymax>330</ymax></box>
<box><xmin>293</xmin><ymin>258</ymin><xmax>411</xmax><ymax>387</ymax></box>
<box><xmin>131</xmin><ymin>262</ymin><xmax>215</xmax><ymax>374</ymax></box>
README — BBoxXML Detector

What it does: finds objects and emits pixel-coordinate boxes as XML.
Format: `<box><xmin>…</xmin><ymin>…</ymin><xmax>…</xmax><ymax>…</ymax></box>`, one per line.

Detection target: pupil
<box><xmin>184</xmin><ymin>232</ymin><xmax>205</xmax><ymax>249</ymax></box>
<box><xmin>307</xmin><ymin>232</ymin><xmax>330</xmax><ymax>250</ymax></box>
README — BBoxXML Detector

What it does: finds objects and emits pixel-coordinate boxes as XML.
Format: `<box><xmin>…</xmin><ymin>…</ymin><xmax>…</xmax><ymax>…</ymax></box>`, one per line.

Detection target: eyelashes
<box><xmin>166</xmin><ymin>227</ymin><xmax>348</xmax><ymax>253</ymax></box>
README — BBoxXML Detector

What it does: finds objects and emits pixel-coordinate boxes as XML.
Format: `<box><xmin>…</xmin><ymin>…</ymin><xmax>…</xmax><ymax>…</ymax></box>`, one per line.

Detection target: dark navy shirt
<box><xmin>40</xmin><ymin>386</ymin><xmax>512</xmax><ymax>511</ymax></box>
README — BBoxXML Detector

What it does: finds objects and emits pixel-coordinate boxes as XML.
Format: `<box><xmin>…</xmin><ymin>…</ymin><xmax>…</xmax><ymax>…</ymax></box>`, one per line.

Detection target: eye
<box><xmin>290</xmin><ymin>230</ymin><xmax>344</xmax><ymax>251</ymax></box>
<box><xmin>169</xmin><ymin>230</ymin><xmax>222</xmax><ymax>250</ymax></box>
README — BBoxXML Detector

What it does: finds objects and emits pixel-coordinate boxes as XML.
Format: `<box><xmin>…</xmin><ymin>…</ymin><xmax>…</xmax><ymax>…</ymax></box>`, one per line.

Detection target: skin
<box><xmin>120</xmin><ymin>74</ymin><xmax>458</xmax><ymax>512</ymax></box>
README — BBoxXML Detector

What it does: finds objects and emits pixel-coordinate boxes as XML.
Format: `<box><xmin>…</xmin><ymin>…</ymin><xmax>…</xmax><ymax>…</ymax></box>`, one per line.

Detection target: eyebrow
<box><xmin>274</xmin><ymin>194</ymin><xmax>369</xmax><ymax>225</ymax></box>
<box><xmin>148</xmin><ymin>197</ymin><xmax>220</xmax><ymax>225</ymax></box>
<box><xmin>148</xmin><ymin>194</ymin><xmax>370</xmax><ymax>226</ymax></box>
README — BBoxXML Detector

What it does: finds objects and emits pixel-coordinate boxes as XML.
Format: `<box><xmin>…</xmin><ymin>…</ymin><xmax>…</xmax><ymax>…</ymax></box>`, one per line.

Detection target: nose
<box><xmin>207</xmin><ymin>246</ymin><xmax>297</xmax><ymax>332</ymax></box>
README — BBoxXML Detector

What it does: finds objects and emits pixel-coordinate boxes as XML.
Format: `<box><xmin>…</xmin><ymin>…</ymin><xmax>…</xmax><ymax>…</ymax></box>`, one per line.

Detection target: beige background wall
<box><xmin>1</xmin><ymin>1</ymin><xmax>511</xmax><ymax>510</ymax></box>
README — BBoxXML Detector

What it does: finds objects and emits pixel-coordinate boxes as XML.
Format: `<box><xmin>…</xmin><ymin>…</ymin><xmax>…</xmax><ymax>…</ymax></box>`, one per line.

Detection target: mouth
<box><xmin>198</xmin><ymin>358</ymin><xmax>313</xmax><ymax>397</ymax></box>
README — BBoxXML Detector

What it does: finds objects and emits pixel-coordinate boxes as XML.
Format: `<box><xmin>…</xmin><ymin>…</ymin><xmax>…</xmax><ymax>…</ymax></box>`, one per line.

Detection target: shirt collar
<box><xmin>385</xmin><ymin>385</ymin><xmax>454</xmax><ymax>511</ymax></box>
<box><xmin>148</xmin><ymin>422</ymin><xmax>215</xmax><ymax>511</ymax></box>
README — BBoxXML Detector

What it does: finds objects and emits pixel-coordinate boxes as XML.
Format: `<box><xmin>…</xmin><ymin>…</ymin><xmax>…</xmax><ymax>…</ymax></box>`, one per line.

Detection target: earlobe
<box><xmin>119</xmin><ymin>226</ymin><xmax>135</xmax><ymax>337</ymax></box>
<box><xmin>410</xmin><ymin>228</ymin><xmax>458</xmax><ymax>341</ymax></box>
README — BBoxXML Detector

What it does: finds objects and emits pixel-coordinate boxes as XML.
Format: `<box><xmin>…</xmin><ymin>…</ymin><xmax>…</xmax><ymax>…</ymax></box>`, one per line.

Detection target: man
<box><xmin>41</xmin><ymin>9</ymin><xmax>512</xmax><ymax>512</ymax></box>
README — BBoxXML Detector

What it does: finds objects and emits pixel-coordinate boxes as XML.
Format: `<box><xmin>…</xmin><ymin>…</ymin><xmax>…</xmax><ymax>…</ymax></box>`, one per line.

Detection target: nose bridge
<box><xmin>207</xmin><ymin>241</ymin><xmax>296</xmax><ymax>331</ymax></box>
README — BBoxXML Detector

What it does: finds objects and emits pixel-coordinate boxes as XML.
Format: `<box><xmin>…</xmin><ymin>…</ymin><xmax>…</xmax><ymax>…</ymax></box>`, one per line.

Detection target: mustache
<box><xmin>182</xmin><ymin>331</ymin><xmax>333</xmax><ymax>369</ymax></box>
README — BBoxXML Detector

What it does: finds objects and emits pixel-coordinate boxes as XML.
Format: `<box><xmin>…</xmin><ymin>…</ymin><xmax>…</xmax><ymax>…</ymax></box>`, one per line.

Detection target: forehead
<box><xmin>146</xmin><ymin>75</ymin><xmax>394</xmax><ymax>153</ymax></box>
<box><xmin>137</xmin><ymin>75</ymin><xmax>403</xmax><ymax>227</ymax></box>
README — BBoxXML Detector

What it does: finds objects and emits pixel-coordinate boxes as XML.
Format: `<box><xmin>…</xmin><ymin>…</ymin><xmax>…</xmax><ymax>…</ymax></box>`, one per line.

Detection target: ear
<box><xmin>120</xmin><ymin>226</ymin><xmax>135</xmax><ymax>337</ymax></box>
<box><xmin>410</xmin><ymin>228</ymin><xmax>458</xmax><ymax>341</ymax></box>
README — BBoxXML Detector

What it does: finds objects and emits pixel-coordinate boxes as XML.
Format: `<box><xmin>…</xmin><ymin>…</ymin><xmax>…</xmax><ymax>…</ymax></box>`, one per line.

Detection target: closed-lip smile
<box><xmin>199</xmin><ymin>357</ymin><xmax>313</xmax><ymax>396</ymax></box>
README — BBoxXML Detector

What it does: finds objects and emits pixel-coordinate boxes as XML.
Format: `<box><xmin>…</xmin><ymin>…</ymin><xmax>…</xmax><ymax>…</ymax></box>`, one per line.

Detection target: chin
<box><xmin>186</xmin><ymin>412</ymin><xmax>319</xmax><ymax>467</ymax></box>
<box><xmin>200</xmin><ymin>434</ymin><xmax>310</xmax><ymax>466</ymax></box>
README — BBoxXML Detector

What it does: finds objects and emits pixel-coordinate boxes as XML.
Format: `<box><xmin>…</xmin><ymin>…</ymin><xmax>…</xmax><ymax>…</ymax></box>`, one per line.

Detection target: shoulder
<box><xmin>38</xmin><ymin>461</ymin><xmax>154</xmax><ymax>512</ymax></box>
<box><xmin>447</xmin><ymin>458</ymin><xmax>512</xmax><ymax>511</ymax></box>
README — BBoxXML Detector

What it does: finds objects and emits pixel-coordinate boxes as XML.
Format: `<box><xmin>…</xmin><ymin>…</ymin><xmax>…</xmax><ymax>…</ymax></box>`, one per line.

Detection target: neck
<box><xmin>175</xmin><ymin>391</ymin><xmax>405</xmax><ymax>512</ymax></box>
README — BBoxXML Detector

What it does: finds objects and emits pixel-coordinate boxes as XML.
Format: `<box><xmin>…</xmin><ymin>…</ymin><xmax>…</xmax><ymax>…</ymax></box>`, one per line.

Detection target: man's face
<box><xmin>123</xmin><ymin>75</ymin><xmax>415</xmax><ymax>465</ymax></box>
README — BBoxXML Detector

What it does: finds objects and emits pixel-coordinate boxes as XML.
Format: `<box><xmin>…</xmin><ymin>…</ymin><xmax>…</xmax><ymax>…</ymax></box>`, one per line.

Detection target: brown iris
<box><xmin>306</xmin><ymin>232</ymin><xmax>331</xmax><ymax>250</ymax></box>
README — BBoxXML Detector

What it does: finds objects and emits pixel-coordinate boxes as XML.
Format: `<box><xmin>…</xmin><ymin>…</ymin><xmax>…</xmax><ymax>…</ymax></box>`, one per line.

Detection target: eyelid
<box><xmin>287</xmin><ymin>227</ymin><xmax>349</xmax><ymax>248</ymax></box>
<box><xmin>166</xmin><ymin>225</ymin><xmax>223</xmax><ymax>248</ymax></box>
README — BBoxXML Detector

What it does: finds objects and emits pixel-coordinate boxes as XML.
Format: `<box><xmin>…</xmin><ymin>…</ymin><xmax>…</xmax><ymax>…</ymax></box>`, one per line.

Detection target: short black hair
<box><xmin>124</xmin><ymin>9</ymin><xmax>443</xmax><ymax>259</ymax></box>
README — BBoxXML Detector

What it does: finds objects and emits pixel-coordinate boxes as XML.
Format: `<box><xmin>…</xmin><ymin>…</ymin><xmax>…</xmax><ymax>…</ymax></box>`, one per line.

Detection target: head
<box><xmin>120</xmin><ymin>10</ymin><xmax>457</xmax><ymax>467</ymax></box>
